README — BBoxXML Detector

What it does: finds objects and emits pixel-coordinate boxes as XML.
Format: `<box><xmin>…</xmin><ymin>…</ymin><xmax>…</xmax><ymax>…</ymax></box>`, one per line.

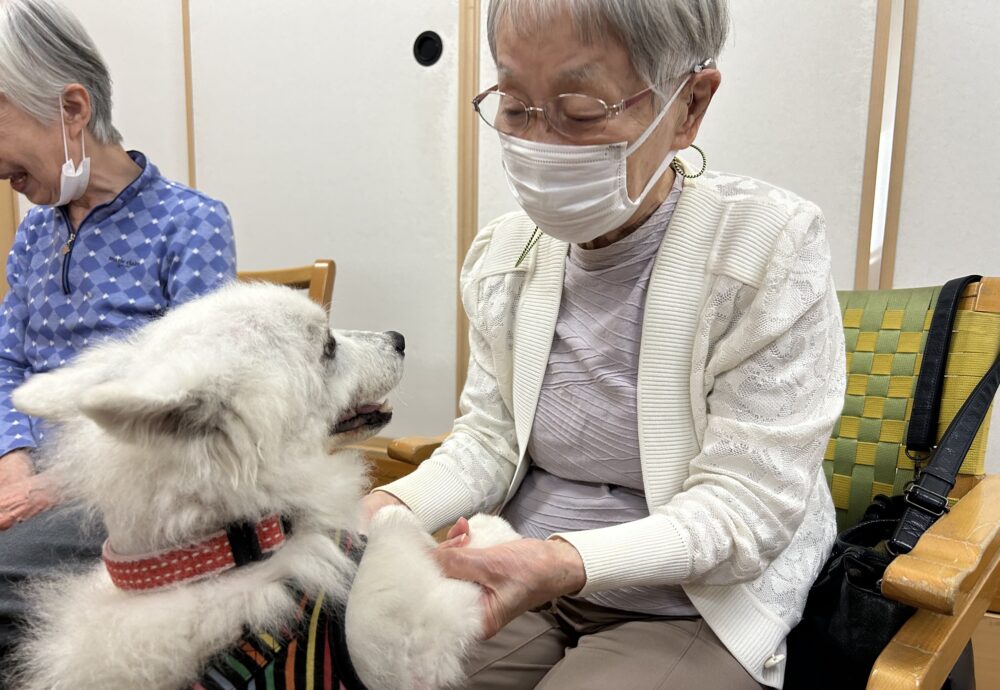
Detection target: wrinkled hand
<box><xmin>0</xmin><ymin>449</ymin><xmax>34</xmax><ymax>487</ymax></box>
<box><xmin>434</xmin><ymin>518</ymin><xmax>586</xmax><ymax>638</ymax></box>
<box><xmin>0</xmin><ymin>471</ymin><xmax>60</xmax><ymax>530</ymax></box>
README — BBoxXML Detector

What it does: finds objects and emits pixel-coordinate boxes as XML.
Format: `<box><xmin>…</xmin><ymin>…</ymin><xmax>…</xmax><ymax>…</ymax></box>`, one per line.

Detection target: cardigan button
<box><xmin>763</xmin><ymin>654</ymin><xmax>785</xmax><ymax>669</ymax></box>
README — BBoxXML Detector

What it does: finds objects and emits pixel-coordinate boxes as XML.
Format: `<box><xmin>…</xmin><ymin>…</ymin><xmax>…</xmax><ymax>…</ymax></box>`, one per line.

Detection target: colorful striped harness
<box><xmin>191</xmin><ymin>530</ymin><xmax>367</xmax><ymax>690</ymax></box>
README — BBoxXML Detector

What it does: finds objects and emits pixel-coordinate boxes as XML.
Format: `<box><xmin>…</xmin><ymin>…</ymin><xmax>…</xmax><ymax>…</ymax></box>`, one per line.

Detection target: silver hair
<box><xmin>487</xmin><ymin>0</ymin><xmax>729</xmax><ymax>98</ymax></box>
<box><xmin>0</xmin><ymin>0</ymin><xmax>121</xmax><ymax>144</ymax></box>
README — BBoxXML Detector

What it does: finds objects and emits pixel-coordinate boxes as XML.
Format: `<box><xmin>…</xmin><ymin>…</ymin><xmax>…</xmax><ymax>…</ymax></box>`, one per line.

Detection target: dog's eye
<box><xmin>323</xmin><ymin>335</ymin><xmax>337</xmax><ymax>360</ymax></box>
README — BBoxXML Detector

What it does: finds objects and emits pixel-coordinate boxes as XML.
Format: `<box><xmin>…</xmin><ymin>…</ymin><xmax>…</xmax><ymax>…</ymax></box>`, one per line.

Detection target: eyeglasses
<box><xmin>472</xmin><ymin>85</ymin><xmax>655</xmax><ymax>140</ymax></box>
<box><xmin>472</xmin><ymin>59</ymin><xmax>716</xmax><ymax>140</ymax></box>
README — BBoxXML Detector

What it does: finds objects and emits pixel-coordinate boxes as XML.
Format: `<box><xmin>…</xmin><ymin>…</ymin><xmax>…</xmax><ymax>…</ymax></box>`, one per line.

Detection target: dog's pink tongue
<box><xmin>357</xmin><ymin>404</ymin><xmax>381</xmax><ymax>414</ymax></box>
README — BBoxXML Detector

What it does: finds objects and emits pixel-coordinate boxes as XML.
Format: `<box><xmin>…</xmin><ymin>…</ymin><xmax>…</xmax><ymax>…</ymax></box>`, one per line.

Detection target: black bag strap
<box><xmin>906</xmin><ymin>275</ymin><xmax>982</xmax><ymax>454</ymax></box>
<box><xmin>889</xmin><ymin>278</ymin><xmax>1000</xmax><ymax>554</ymax></box>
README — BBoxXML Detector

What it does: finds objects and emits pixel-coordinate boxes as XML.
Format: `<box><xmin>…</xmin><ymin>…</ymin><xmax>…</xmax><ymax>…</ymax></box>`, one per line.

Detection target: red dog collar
<box><xmin>103</xmin><ymin>513</ymin><xmax>289</xmax><ymax>592</ymax></box>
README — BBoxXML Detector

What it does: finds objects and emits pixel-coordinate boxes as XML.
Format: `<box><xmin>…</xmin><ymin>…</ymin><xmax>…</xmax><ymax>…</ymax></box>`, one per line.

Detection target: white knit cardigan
<box><xmin>381</xmin><ymin>170</ymin><xmax>847</xmax><ymax>688</ymax></box>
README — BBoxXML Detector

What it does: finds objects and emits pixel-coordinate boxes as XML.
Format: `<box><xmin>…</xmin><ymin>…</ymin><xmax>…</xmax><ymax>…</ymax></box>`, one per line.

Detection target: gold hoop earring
<box><xmin>671</xmin><ymin>143</ymin><xmax>707</xmax><ymax>179</ymax></box>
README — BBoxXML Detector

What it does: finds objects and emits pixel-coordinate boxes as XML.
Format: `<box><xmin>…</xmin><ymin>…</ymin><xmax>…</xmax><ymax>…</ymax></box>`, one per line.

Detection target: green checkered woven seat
<box><xmin>827</xmin><ymin>283</ymin><xmax>1000</xmax><ymax>530</ymax></box>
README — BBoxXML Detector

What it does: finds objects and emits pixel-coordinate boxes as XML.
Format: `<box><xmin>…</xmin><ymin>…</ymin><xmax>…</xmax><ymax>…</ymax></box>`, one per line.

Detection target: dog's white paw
<box><xmin>346</xmin><ymin>508</ymin><xmax>519</xmax><ymax>690</ymax></box>
<box><xmin>465</xmin><ymin>514</ymin><xmax>520</xmax><ymax>549</ymax></box>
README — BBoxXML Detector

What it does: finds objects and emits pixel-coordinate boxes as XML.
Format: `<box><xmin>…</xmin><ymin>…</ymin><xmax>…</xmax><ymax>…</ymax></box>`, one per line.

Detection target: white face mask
<box><xmin>54</xmin><ymin>102</ymin><xmax>90</xmax><ymax>207</ymax></box>
<box><xmin>499</xmin><ymin>77</ymin><xmax>689</xmax><ymax>244</ymax></box>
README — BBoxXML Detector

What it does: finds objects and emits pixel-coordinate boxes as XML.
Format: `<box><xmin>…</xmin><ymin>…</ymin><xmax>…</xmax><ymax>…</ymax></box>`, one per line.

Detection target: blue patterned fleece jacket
<box><xmin>0</xmin><ymin>151</ymin><xmax>236</xmax><ymax>457</ymax></box>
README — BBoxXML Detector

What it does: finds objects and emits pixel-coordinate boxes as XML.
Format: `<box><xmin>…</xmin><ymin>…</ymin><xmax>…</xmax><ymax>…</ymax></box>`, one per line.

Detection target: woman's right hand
<box><xmin>0</xmin><ymin>449</ymin><xmax>34</xmax><ymax>487</ymax></box>
<box><xmin>433</xmin><ymin>530</ymin><xmax>586</xmax><ymax>639</ymax></box>
<box><xmin>0</xmin><ymin>473</ymin><xmax>58</xmax><ymax>530</ymax></box>
<box><xmin>359</xmin><ymin>490</ymin><xmax>407</xmax><ymax>532</ymax></box>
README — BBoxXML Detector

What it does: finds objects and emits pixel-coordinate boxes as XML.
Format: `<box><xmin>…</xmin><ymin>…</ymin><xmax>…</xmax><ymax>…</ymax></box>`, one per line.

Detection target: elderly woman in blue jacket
<box><xmin>0</xmin><ymin>0</ymin><xmax>236</xmax><ymax>658</ymax></box>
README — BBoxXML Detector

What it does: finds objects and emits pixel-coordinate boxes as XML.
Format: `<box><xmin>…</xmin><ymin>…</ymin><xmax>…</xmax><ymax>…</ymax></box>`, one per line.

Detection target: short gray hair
<box><xmin>0</xmin><ymin>0</ymin><xmax>121</xmax><ymax>144</ymax></box>
<box><xmin>487</xmin><ymin>0</ymin><xmax>729</xmax><ymax>97</ymax></box>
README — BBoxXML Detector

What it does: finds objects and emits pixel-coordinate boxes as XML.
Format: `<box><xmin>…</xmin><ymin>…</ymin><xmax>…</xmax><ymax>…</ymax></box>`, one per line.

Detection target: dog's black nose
<box><xmin>387</xmin><ymin>331</ymin><xmax>405</xmax><ymax>354</ymax></box>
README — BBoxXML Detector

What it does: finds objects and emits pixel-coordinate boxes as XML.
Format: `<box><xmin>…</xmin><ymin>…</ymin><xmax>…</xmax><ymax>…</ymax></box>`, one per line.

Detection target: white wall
<box><xmin>697</xmin><ymin>1</ymin><xmax>877</xmax><ymax>290</ymax></box>
<box><xmin>188</xmin><ymin>0</ymin><xmax>459</xmax><ymax>437</ymax></box>
<box><xmin>67</xmin><ymin>0</ymin><xmax>189</xmax><ymax>186</ymax></box>
<box><xmin>893</xmin><ymin>2</ymin><xmax>1000</xmax><ymax>471</ymax></box>
<box><xmin>894</xmin><ymin>3</ymin><xmax>1000</xmax><ymax>287</ymax></box>
<box><xmin>477</xmin><ymin>1</ymin><xmax>877</xmax><ymax>291</ymax></box>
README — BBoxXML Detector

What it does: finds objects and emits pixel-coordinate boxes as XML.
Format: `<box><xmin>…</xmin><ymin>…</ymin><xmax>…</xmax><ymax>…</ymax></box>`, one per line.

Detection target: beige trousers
<box><xmin>461</xmin><ymin>597</ymin><xmax>767</xmax><ymax>690</ymax></box>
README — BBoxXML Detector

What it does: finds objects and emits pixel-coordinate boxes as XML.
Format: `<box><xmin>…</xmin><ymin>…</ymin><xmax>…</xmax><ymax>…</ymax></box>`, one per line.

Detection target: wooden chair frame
<box><xmin>378</xmin><ymin>278</ymin><xmax>1000</xmax><ymax>690</ymax></box>
<box><xmin>238</xmin><ymin>260</ymin><xmax>336</xmax><ymax>314</ymax></box>
<box><xmin>871</xmin><ymin>278</ymin><xmax>1000</xmax><ymax>689</ymax></box>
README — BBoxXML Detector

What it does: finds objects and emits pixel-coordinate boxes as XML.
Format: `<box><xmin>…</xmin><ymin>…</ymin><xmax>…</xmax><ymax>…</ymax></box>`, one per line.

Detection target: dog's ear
<box><xmin>77</xmin><ymin>381</ymin><xmax>228</xmax><ymax>443</ymax></box>
<box><xmin>13</xmin><ymin>342</ymin><xmax>132</xmax><ymax>421</ymax></box>
<box><xmin>78</xmin><ymin>379</ymin><xmax>259</xmax><ymax>486</ymax></box>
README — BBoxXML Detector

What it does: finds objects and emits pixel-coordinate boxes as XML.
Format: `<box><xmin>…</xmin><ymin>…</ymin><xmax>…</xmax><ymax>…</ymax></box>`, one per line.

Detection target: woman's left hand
<box><xmin>0</xmin><ymin>472</ymin><xmax>60</xmax><ymax>530</ymax></box>
<box><xmin>434</xmin><ymin>519</ymin><xmax>586</xmax><ymax>638</ymax></box>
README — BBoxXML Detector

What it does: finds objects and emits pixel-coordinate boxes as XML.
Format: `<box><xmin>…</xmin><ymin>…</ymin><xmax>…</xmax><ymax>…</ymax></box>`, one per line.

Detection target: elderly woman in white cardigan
<box><xmin>363</xmin><ymin>1</ymin><xmax>845</xmax><ymax>688</ymax></box>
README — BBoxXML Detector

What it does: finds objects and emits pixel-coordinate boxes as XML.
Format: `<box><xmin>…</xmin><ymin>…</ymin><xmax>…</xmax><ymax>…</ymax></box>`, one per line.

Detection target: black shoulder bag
<box><xmin>784</xmin><ymin>275</ymin><xmax>1000</xmax><ymax>690</ymax></box>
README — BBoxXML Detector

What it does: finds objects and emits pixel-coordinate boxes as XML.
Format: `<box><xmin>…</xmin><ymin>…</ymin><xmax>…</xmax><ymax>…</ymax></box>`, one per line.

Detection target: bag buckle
<box><xmin>904</xmin><ymin>446</ymin><xmax>934</xmax><ymax>477</ymax></box>
<box><xmin>902</xmin><ymin>482</ymin><xmax>950</xmax><ymax>518</ymax></box>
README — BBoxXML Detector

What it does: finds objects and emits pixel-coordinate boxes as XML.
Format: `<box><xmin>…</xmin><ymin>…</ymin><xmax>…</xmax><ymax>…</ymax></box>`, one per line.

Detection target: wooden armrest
<box><xmin>882</xmin><ymin>474</ymin><xmax>1000</xmax><ymax>615</ymax></box>
<box><xmin>386</xmin><ymin>433</ymin><xmax>448</xmax><ymax>465</ymax></box>
<box><xmin>370</xmin><ymin>456</ymin><xmax>424</xmax><ymax>488</ymax></box>
<box><xmin>869</xmin><ymin>474</ymin><xmax>1000</xmax><ymax>689</ymax></box>
<box><xmin>958</xmin><ymin>277</ymin><xmax>1000</xmax><ymax>313</ymax></box>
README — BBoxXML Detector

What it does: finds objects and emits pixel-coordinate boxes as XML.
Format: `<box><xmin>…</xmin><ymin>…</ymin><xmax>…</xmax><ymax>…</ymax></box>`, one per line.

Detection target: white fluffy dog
<box><xmin>6</xmin><ymin>283</ymin><xmax>516</xmax><ymax>690</ymax></box>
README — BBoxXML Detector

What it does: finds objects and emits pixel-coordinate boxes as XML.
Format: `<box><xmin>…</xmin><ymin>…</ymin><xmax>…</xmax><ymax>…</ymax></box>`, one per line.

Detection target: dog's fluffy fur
<box><xmin>347</xmin><ymin>509</ymin><xmax>520</xmax><ymax>690</ymax></box>
<box><xmin>5</xmin><ymin>283</ymin><xmax>515</xmax><ymax>690</ymax></box>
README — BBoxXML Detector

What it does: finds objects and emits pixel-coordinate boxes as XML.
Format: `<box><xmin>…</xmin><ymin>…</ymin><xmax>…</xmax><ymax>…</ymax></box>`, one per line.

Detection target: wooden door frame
<box><xmin>455</xmin><ymin>0</ymin><xmax>481</xmax><ymax>408</ymax></box>
<box><xmin>877</xmin><ymin>0</ymin><xmax>918</xmax><ymax>289</ymax></box>
<box><xmin>0</xmin><ymin>183</ymin><xmax>17</xmax><ymax>298</ymax></box>
<box><xmin>181</xmin><ymin>0</ymin><xmax>198</xmax><ymax>189</ymax></box>
<box><xmin>855</xmin><ymin>0</ymin><xmax>919</xmax><ymax>289</ymax></box>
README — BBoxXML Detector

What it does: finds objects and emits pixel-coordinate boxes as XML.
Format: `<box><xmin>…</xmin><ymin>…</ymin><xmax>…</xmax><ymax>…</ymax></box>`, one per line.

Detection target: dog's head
<box><xmin>12</xmin><ymin>283</ymin><xmax>404</xmax><ymax>541</ymax></box>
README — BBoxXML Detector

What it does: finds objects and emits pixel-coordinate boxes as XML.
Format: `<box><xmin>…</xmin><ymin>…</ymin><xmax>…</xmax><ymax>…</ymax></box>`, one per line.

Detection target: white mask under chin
<box><xmin>53</xmin><ymin>103</ymin><xmax>91</xmax><ymax>207</ymax></box>
<box><xmin>499</xmin><ymin>77</ymin><xmax>689</xmax><ymax>245</ymax></box>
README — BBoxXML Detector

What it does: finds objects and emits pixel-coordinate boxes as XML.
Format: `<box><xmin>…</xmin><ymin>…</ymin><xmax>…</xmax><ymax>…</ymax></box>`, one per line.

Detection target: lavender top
<box><xmin>503</xmin><ymin>175</ymin><xmax>697</xmax><ymax>616</ymax></box>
